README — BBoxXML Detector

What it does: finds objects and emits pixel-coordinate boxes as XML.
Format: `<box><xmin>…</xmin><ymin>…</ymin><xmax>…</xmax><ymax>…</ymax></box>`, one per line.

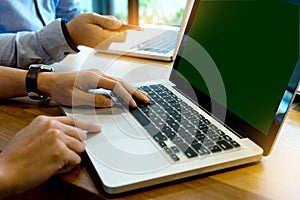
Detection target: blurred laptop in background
<box><xmin>94</xmin><ymin>0</ymin><xmax>193</xmax><ymax>62</ymax></box>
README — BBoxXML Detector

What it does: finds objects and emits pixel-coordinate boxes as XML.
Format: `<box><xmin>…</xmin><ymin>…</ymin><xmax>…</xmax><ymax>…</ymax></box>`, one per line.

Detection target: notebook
<box><xmin>61</xmin><ymin>0</ymin><xmax>300</xmax><ymax>194</ymax></box>
<box><xmin>93</xmin><ymin>0</ymin><xmax>193</xmax><ymax>62</ymax></box>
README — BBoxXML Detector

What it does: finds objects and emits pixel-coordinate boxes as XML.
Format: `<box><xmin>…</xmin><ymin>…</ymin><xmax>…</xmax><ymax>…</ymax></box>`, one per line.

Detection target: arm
<box><xmin>0</xmin><ymin>66</ymin><xmax>149</xmax><ymax>107</ymax></box>
<box><xmin>0</xmin><ymin>20</ymin><xmax>77</xmax><ymax>68</ymax></box>
<box><xmin>0</xmin><ymin>67</ymin><xmax>27</xmax><ymax>98</ymax></box>
<box><xmin>0</xmin><ymin>14</ymin><xmax>125</xmax><ymax>68</ymax></box>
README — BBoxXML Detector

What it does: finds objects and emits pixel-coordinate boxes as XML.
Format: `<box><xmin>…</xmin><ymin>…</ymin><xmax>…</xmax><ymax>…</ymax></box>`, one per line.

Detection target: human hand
<box><xmin>66</xmin><ymin>12</ymin><xmax>126</xmax><ymax>48</ymax></box>
<box><xmin>0</xmin><ymin>116</ymin><xmax>101</xmax><ymax>198</ymax></box>
<box><xmin>38</xmin><ymin>68</ymin><xmax>150</xmax><ymax>107</ymax></box>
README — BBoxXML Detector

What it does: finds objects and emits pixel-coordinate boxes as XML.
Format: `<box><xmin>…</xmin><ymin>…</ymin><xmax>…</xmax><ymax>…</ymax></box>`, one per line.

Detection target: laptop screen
<box><xmin>170</xmin><ymin>0</ymin><xmax>300</xmax><ymax>155</ymax></box>
<box><xmin>138</xmin><ymin>0</ymin><xmax>188</xmax><ymax>26</ymax></box>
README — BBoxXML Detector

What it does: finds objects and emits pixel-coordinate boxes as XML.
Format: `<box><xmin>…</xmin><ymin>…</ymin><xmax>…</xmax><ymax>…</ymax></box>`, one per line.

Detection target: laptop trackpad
<box><xmin>85</xmin><ymin>106</ymin><xmax>171</xmax><ymax>173</ymax></box>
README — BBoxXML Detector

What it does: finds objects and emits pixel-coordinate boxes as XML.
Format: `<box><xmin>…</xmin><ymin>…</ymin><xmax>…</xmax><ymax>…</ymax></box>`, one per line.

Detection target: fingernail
<box><xmin>78</xmin><ymin>131</ymin><xmax>87</xmax><ymax>141</ymax></box>
<box><xmin>90</xmin><ymin>124</ymin><xmax>102</xmax><ymax>133</ymax></box>
<box><xmin>142</xmin><ymin>95</ymin><xmax>150</xmax><ymax>103</ymax></box>
<box><xmin>104</xmin><ymin>98</ymin><xmax>114</xmax><ymax>107</ymax></box>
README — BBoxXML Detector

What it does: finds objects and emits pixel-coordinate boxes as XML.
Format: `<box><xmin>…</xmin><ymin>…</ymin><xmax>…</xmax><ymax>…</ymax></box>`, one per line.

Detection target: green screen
<box><xmin>177</xmin><ymin>0</ymin><xmax>299</xmax><ymax>135</ymax></box>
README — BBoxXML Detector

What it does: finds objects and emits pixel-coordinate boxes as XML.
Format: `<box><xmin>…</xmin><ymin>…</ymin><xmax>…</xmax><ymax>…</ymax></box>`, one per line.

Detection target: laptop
<box><xmin>93</xmin><ymin>0</ymin><xmax>193</xmax><ymax>62</ymax></box>
<box><xmin>61</xmin><ymin>0</ymin><xmax>300</xmax><ymax>194</ymax></box>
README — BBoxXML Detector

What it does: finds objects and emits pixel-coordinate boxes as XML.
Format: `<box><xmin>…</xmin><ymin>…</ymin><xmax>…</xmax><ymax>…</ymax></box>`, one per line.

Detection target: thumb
<box><xmin>95</xmin><ymin>94</ymin><xmax>114</xmax><ymax>107</ymax></box>
<box><xmin>90</xmin><ymin>13</ymin><xmax>123</xmax><ymax>30</ymax></box>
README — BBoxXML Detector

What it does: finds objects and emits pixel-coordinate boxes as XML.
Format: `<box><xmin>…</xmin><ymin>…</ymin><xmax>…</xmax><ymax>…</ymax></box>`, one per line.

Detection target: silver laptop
<box><xmin>93</xmin><ymin>0</ymin><xmax>193</xmax><ymax>62</ymax></box>
<box><xmin>61</xmin><ymin>0</ymin><xmax>300</xmax><ymax>194</ymax></box>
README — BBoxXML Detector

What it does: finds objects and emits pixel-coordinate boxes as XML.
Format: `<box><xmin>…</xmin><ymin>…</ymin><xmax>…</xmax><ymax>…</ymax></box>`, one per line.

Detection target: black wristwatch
<box><xmin>25</xmin><ymin>64</ymin><xmax>54</xmax><ymax>100</ymax></box>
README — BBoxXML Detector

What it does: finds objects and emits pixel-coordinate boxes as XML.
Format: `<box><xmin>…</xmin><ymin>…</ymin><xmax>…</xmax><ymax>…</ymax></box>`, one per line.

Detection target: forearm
<box><xmin>0</xmin><ymin>33</ymin><xmax>54</xmax><ymax>68</ymax></box>
<box><xmin>0</xmin><ymin>67</ymin><xmax>27</xmax><ymax>99</ymax></box>
<box><xmin>0</xmin><ymin>20</ymin><xmax>77</xmax><ymax>68</ymax></box>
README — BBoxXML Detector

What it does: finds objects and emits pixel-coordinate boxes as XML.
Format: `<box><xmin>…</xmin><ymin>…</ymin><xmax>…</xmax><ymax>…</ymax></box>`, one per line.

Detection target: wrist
<box><xmin>0</xmin><ymin>158</ymin><xmax>14</xmax><ymax>198</ymax></box>
<box><xmin>37</xmin><ymin>72</ymin><xmax>54</xmax><ymax>98</ymax></box>
<box><xmin>61</xmin><ymin>19</ymin><xmax>79</xmax><ymax>52</ymax></box>
<box><xmin>26</xmin><ymin>64</ymin><xmax>54</xmax><ymax>100</ymax></box>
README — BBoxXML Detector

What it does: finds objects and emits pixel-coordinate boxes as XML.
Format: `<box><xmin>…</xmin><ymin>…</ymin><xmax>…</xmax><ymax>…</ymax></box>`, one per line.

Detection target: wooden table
<box><xmin>2</xmin><ymin>48</ymin><xmax>300</xmax><ymax>199</ymax></box>
<box><xmin>1</xmin><ymin>97</ymin><xmax>300</xmax><ymax>200</ymax></box>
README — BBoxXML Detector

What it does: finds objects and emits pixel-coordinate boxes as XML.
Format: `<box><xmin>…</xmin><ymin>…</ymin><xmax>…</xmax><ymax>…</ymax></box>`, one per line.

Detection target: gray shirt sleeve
<box><xmin>0</xmin><ymin>19</ymin><xmax>77</xmax><ymax>69</ymax></box>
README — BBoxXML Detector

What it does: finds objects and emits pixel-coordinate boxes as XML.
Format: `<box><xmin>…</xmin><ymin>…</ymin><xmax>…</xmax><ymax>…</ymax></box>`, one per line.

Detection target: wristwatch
<box><xmin>25</xmin><ymin>64</ymin><xmax>54</xmax><ymax>100</ymax></box>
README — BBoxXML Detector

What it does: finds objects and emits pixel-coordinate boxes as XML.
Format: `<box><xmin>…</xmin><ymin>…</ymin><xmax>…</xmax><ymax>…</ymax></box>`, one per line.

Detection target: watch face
<box><xmin>28</xmin><ymin>92</ymin><xmax>47</xmax><ymax>100</ymax></box>
<box><xmin>29</xmin><ymin>64</ymin><xmax>54</xmax><ymax>72</ymax></box>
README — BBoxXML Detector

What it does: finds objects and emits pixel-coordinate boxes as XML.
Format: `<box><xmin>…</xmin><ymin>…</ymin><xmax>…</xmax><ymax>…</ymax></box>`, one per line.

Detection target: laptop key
<box><xmin>216</xmin><ymin>129</ymin><xmax>226</xmax><ymax>136</ymax></box>
<box><xmin>191</xmin><ymin>143</ymin><xmax>210</xmax><ymax>156</ymax></box>
<box><xmin>209</xmin><ymin>134</ymin><xmax>222</xmax><ymax>142</ymax></box>
<box><xmin>158</xmin><ymin>141</ymin><xmax>167</xmax><ymax>148</ymax></box>
<box><xmin>216</xmin><ymin>140</ymin><xmax>233</xmax><ymax>150</ymax></box>
<box><xmin>130</xmin><ymin>108</ymin><xmax>151</xmax><ymax>127</ymax></box>
<box><xmin>145</xmin><ymin>126</ymin><xmax>160</xmax><ymax>136</ymax></box>
<box><xmin>230</xmin><ymin>141</ymin><xmax>241</xmax><ymax>148</ymax></box>
<box><xmin>139</xmin><ymin>86</ymin><xmax>151</xmax><ymax>92</ymax></box>
<box><xmin>198</xmin><ymin>123</ymin><xmax>209</xmax><ymax>131</ymax></box>
<box><xmin>203</xmin><ymin>119</ymin><xmax>211</xmax><ymax>125</ymax></box>
<box><xmin>165</xmin><ymin>131</ymin><xmax>177</xmax><ymax>140</ymax></box>
<box><xmin>170</xmin><ymin>121</ymin><xmax>180</xmax><ymax>130</ymax></box>
<box><xmin>170</xmin><ymin>154</ymin><xmax>180</xmax><ymax>161</ymax></box>
<box><xmin>195</xmin><ymin>133</ymin><xmax>206</xmax><ymax>142</ymax></box>
<box><xmin>153</xmin><ymin>133</ymin><xmax>168</xmax><ymax>142</ymax></box>
<box><xmin>223</xmin><ymin>135</ymin><xmax>233</xmax><ymax>141</ymax></box>
<box><xmin>209</xmin><ymin>145</ymin><xmax>222</xmax><ymax>153</ymax></box>
<box><xmin>170</xmin><ymin>146</ymin><xmax>180</xmax><ymax>153</ymax></box>
<box><xmin>163</xmin><ymin>147</ymin><xmax>173</xmax><ymax>154</ymax></box>
<box><xmin>202</xmin><ymin>139</ymin><xmax>214</xmax><ymax>147</ymax></box>
<box><xmin>172</xmin><ymin>136</ymin><xmax>184</xmax><ymax>144</ymax></box>
<box><xmin>176</xmin><ymin>143</ymin><xmax>198</xmax><ymax>158</ymax></box>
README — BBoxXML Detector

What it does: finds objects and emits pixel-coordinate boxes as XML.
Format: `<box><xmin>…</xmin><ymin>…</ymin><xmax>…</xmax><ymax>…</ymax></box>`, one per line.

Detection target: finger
<box><xmin>46</xmin><ymin>129</ymin><xmax>82</xmax><ymax>174</ymax></box>
<box><xmin>104</xmin><ymin>15</ymin><xmax>117</xmax><ymax>19</ymax></box>
<box><xmin>132</xmin><ymin>89</ymin><xmax>151</xmax><ymax>104</ymax></box>
<box><xmin>102</xmin><ymin>74</ymin><xmax>150</xmax><ymax>104</ymax></box>
<box><xmin>34</xmin><ymin>116</ymin><xmax>86</xmax><ymax>142</ymax></box>
<box><xmin>56</xmin><ymin>150</ymin><xmax>81</xmax><ymax>174</ymax></box>
<box><xmin>90</xmin><ymin>13</ymin><xmax>122</xmax><ymax>30</ymax></box>
<box><xmin>97</xmin><ymin>76</ymin><xmax>137</xmax><ymax>107</ymax></box>
<box><xmin>102</xmin><ymin>74</ymin><xmax>146</xmax><ymax>96</ymax></box>
<box><xmin>73</xmin><ymin>88</ymin><xmax>114</xmax><ymax>108</ymax></box>
<box><xmin>62</xmin><ymin>124</ymin><xmax>88</xmax><ymax>141</ymax></box>
<box><xmin>52</xmin><ymin>116</ymin><xmax>102</xmax><ymax>134</ymax></box>
<box><xmin>56</xmin><ymin>164</ymin><xmax>78</xmax><ymax>174</ymax></box>
<box><xmin>60</xmin><ymin>131</ymin><xmax>86</xmax><ymax>154</ymax></box>
<box><xmin>95</xmin><ymin>94</ymin><xmax>114</xmax><ymax>108</ymax></box>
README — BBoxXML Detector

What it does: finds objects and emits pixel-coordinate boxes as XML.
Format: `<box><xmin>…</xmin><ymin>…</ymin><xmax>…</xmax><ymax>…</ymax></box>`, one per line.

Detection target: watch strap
<box><xmin>26</xmin><ymin>64</ymin><xmax>53</xmax><ymax>100</ymax></box>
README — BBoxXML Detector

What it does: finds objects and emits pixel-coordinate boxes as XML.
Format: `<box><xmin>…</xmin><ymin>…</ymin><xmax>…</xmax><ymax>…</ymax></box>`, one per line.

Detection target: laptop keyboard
<box><xmin>129</xmin><ymin>84</ymin><xmax>241</xmax><ymax>162</ymax></box>
<box><xmin>136</xmin><ymin>30</ymin><xmax>178</xmax><ymax>54</ymax></box>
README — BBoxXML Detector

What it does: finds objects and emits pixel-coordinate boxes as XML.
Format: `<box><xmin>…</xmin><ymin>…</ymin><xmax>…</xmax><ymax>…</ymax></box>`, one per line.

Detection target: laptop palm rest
<box><xmin>72</xmin><ymin>106</ymin><xmax>172</xmax><ymax>174</ymax></box>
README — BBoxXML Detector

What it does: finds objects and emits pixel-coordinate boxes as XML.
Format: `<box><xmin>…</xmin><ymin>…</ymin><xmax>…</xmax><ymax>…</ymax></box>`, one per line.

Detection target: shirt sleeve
<box><xmin>55</xmin><ymin>0</ymin><xmax>82</xmax><ymax>21</ymax></box>
<box><xmin>0</xmin><ymin>19</ymin><xmax>77</xmax><ymax>69</ymax></box>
